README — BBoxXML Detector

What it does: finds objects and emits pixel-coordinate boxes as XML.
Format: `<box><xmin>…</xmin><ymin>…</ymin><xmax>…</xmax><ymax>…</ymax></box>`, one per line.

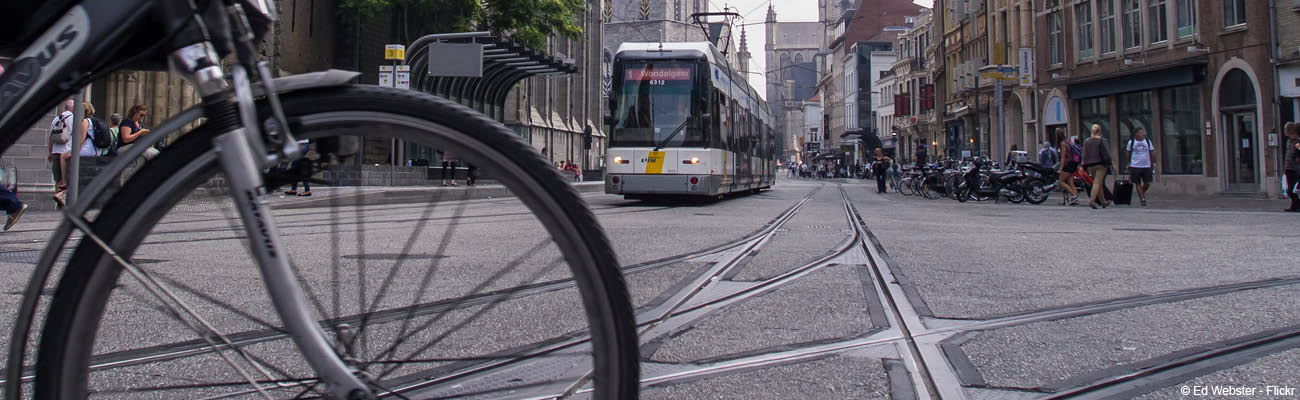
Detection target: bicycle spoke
<box><xmin>352</xmin><ymin>191</ymin><xmax>475</xmax><ymax>360</ymax></box>
<box><xmin>364</xmin><ymin>236</ymin><xmax>555</xmax><ymax>368</ymax></box>
<box><xmin>153</xmin><ymin>273</ymin><xmax>288</xmax><ymax>335</ymax></box>
<box><xmin>375</xmin><ymin>253</ymin><xmax>565</xmax><ymax>381</ymax></box>
<box><xmin>63</xmin><ymin>212</ymin><xmax>280</xmax><ymax>398</ymax></box>
<box><xmin>351</xmin><ymin>186</ymin><xmax>458</xmax><ymax>353</ymax></box>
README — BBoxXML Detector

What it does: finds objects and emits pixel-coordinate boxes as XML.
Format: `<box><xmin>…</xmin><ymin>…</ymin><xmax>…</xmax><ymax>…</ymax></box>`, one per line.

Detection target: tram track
<box><xmin>0</xmin><ymin>188</ymin><xmax>820</xmax><ymax>389</ymax></box>
<box><xmin>627</xmin><ymin>184</ymin><xmax>1300</xmax><ymax>400</ymax></box>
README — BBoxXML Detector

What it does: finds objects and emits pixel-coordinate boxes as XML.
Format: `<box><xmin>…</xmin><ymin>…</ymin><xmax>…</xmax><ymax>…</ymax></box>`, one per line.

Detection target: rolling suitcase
<box><xmin>1113</xmin><ymin>179</ymin><xmax>1133</xmax><ymax>205</ymax></box>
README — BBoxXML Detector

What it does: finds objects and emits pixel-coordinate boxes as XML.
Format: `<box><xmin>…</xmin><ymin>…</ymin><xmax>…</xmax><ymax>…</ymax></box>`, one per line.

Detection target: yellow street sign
<box><xmin>385</xmin><ymin>44</ymin><xmax>406</xmax><ymax>60</ymax></box>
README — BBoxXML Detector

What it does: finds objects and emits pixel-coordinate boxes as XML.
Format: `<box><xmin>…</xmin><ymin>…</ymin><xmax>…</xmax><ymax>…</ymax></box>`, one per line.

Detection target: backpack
<box><xmin>89</xmin><ymin>117</ymin><xmax>116</xmax><ymax>155</ymax></box>
<box><xmin>1041</xmin><ymin>147</ymin><xmax>1059</xmax><ymax>166</ymax></box>
<box><xmin>50</xmin><ymin>111</ymin><xmax>71</xmax><ymax>145</ymax></box>
<box><xmin>1068</xmin><ymin>143</ymin><xmax>1082</xmax><ymax>163</ymax></box>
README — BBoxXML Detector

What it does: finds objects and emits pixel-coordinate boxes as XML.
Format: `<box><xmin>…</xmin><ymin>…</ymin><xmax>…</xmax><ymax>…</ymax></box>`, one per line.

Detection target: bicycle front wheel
<box><xmin>34</xmin><ymin>86</ymin><xmax>639</xmax><ymax>399</ymax></box>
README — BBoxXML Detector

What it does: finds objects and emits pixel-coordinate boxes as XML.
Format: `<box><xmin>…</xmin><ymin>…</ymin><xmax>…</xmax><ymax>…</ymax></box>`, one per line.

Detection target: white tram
<box><xmin>604</xmin><ymin>42</ymin><xmax>778</xmax><ymax>200</ymax></box>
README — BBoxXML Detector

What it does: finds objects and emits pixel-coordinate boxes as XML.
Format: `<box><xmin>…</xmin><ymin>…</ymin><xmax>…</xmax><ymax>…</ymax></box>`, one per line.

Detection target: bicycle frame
<box><xmin>1</xmin><ymin>2</ymin><xmax>373</xmax><ymax>398</ymax></box>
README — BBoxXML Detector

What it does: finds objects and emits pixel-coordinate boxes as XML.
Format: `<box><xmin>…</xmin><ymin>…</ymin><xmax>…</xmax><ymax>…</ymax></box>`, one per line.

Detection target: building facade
<box><xmin>820</xmin><ymin>0</ymin><xmax>924</xmax><ymax>168</ymax></box>
<box><xmin>1034</xmin><ymin>0</ymin><xmax>1280</xmax><ymax>196</ymax></box>
<box><xmin>889</xmin><ymin>11</ymin><xmax>939</xmax><ymax>164</ymax></box>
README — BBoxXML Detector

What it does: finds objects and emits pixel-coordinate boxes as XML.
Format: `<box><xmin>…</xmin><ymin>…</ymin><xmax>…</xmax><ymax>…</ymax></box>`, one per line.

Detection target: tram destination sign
<box><xmin>625</xmin><ymin>68</ymin><xmax>692</xmax><ymax>81</ymax></box>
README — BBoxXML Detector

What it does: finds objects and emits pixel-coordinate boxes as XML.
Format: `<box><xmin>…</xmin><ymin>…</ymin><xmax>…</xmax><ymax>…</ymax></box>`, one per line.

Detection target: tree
<box><xmin>339</xmin><ymin>0</ymin><xmax>584</xmax><ymax>51</ymax></box>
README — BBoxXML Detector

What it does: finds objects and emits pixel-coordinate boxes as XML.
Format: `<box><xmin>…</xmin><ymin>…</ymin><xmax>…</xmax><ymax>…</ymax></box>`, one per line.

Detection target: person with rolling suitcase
<box><xmin>1113</xmin><ymin>178</ymin><xmax>1133</xmax><ymax>205</ymax></box>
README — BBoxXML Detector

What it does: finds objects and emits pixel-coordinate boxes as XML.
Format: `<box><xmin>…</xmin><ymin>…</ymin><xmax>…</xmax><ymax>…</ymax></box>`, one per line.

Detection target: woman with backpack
<box><xmin>1056</xmin><ymin>129</ymin><xmax>1080</xmax><ymax>206</ymax></box>
<box><xmin>52</xmin><ymin>102</ymin><xmax>100</xmax><ymax>207</ymax></box>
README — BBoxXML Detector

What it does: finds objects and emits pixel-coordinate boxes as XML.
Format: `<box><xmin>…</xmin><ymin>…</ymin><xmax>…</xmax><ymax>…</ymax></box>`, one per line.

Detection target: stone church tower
<box><xmin>764</xmin><ymin>4</ymin><xmax>824</xmax><ymax>161</ymax></box>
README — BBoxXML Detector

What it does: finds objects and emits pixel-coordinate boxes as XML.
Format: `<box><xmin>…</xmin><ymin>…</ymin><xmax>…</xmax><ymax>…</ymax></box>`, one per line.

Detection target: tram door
<box><xmin>729</xmin><ymin>101</ymin><xmax>738</xmax><ymax>192</ymax></box>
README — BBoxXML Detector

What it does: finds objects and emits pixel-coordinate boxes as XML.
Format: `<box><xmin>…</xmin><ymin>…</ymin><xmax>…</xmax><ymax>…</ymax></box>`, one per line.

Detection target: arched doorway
<box><xmin>1218</xmin><ymin>68</ymin><xmax>1258</xmax><ymax>191</ymax></box>
<box><xmin>1042</xmin><ymin>94</ymin><xmax>1069</xmax><ymax>147</ymax></box>
<box><xmin>1005</xmin><ymin>93</ymin><xmax>1025</xmax><ymax>152</ymax></box>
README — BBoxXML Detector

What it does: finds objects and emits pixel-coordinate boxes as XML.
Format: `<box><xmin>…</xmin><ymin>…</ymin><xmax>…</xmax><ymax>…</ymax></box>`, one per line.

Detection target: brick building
<box><xmin>1033</xmin><ymin>0</ymin><xmax>1280</xmax><ymax>196</ymax></box>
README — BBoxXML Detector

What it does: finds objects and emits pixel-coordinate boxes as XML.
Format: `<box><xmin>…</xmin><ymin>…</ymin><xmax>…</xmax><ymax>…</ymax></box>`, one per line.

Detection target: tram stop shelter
<box><xmin>405</xmin><ymin>32</ymin><xmax>578</xmax><ymax>122</ymax></box>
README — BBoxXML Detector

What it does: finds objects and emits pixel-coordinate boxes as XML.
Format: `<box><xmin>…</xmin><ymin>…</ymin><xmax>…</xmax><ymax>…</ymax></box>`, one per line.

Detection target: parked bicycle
<box><xmin>1</xmin><ymin>1</ymin><xmax>638</xmax><ymax>398</ymax></box>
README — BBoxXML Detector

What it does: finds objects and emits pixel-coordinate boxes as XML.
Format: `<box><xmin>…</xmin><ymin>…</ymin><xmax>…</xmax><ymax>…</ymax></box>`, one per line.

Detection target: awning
<box><xmin>407</xmin><ymin>32</ymin><xmax>578</xmax><ymax>122</ymax></box>
<box><xmin>1068</xmin><ymin>63</ymin><xmax>1205</xmax><ymax>99</ymax></box>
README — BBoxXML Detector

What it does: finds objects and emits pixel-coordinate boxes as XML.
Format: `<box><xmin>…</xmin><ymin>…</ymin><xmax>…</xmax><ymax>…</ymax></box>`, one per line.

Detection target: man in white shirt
<box><xmin>1127</xmin><ymin>128</ymin><xmax>1155</xmax><ymax>207</ymax></box>
<box><xmin>48</xmin><ymin>99</ymin><xmax>74</xmax><ymax>206</ymax></box>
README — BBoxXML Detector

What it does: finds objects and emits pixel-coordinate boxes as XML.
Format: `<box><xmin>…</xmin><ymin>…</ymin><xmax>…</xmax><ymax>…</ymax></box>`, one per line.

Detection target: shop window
<box><xmin>1078</xmin><ymin>97</ymin><xmax>1110</xmax><ymax>142</ymax></box>
<box><xmin>1160</xmin><ymin>85</ymin><xmax>1203</xmax><ymax>174</ymax></box>
<box><xmin>1117</xmin><ymin>91</ymin><xmax>1152</xmax><ymax>174</ymax></box>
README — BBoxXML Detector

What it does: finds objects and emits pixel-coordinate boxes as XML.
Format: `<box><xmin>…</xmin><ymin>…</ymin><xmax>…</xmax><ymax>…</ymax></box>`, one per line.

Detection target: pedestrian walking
<box><xmin>1038</xmin><ymin>141</ymin><xmax>1059</xmax><ymax>168</ymax></box>
<box><xmin>871</xmin><ymin>148</ymin><xmax>892</xmax><ymax>194</ymax></box>
<box><xmin>48</xmin><ymin>99</ymin><xmax>74</xmax><ymax>207</ymax></box>
<box><xmin>283</xmin><ymin>139</ymin><xmax>312</xmax><ymax>196</ymax></box>
<box><xmin>1</xmin><ymin>186</ymin><xmax>25</xmax><ymax>231</ymax></box>
<box><xmin>441</xmin><ymin>150</ymin><xmax>459</xmax><ymax>186</ymax></box>
<box><xmin>1057</xmin><ymin>133</ymin><xmax>1081</xmax><ymax>206</ymax></box>
<box><xmin>1081</xmin><ymin>124</ymin><xmax>1113</xmax><ymax>209</ymax></box>
<box><xmin>1284</xmin><ymin>122</ymin><xmax>1300</xmax><ymax>212</ymax></box>
<box><xmin>1126</xmin><ymin>128</ymin><xmax>1155</xmax><ymax>207</ymax></box>
<box><xmin>465</xmin><ymin>162</ymin><xmax>478</xmax><ymax>186</ymax></box>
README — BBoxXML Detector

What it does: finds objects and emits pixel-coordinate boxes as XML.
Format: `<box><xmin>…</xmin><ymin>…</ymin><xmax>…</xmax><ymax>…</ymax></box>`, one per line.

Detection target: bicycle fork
<box><xmin>173</xmin><ymin>41</ymin><xmax>373</xmax><ymax>399</ymax></box>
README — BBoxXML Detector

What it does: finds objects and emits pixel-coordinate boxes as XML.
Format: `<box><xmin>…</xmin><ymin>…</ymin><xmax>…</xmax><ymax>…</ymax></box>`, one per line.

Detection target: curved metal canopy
<box><xmin>406</xmin><ymin>32</ymin><xmax>578</xmax><ymax>121</ymax></box>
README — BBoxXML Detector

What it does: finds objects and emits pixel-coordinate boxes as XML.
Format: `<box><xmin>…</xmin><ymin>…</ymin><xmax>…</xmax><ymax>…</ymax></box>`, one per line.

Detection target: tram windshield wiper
<box><xmin>653</xmin><ymin>118</ymin><xmax>690</xmax><ymax>151</ymax></box>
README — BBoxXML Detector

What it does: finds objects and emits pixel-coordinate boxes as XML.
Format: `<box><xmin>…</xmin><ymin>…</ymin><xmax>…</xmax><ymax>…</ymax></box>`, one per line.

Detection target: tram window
<box><xmin>717</xmin><ymin>88</ymin><xmax>728</xmax><ymax>148</ymax></box>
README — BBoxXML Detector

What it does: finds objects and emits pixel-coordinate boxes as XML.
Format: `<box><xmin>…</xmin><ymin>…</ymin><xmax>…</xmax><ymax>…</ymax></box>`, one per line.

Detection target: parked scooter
<box><xmin>1015</xmin><ymin>162</ymin><xmax>1057</xmax><ymax>204</ymax></box>
<box><xmin>956</xmin><ymin>158</ymin><xmax>1029</xmax><ymax>203</ymax></box>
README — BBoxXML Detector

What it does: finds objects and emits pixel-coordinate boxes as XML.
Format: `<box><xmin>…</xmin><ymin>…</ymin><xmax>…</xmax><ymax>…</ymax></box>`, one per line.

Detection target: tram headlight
<box><xmin>683</xmin><ymin>157</ymin><xmax>700</xmax><ymax>165</ymax></box>
<box><xmin>613</xmin><ymin>156</ymin><xmax>627</xmax><ymax>164</ymax></box>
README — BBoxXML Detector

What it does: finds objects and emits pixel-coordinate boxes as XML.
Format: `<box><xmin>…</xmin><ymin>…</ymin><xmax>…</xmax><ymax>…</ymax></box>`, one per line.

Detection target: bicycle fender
<box><xmin>255</xmin><ymin>69</ymin><xmax>361</xmax><ymax>97</ymax></box>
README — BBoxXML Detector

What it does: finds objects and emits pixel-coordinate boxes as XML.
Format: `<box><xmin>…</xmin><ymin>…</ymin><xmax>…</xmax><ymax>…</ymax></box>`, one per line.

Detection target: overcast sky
<box><xmin>723</xmin><ymin>0</ymin><xmax>933</xmax><ymax>99</ymax></box>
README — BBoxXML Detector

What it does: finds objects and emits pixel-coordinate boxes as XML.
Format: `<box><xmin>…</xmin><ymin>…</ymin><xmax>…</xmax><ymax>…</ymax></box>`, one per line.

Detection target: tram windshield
<box><xmin>611</xmin><ymin>62</ymin><xmax>704</xmax><ymax>148</ymax></box>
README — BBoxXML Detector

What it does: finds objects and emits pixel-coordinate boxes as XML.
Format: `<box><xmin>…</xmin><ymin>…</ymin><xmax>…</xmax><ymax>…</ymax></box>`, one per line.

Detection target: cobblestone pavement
<box><xmin>1</xmin><ymin>177</ymin><xmax>1296</xmax><ymax>398</ymax></box>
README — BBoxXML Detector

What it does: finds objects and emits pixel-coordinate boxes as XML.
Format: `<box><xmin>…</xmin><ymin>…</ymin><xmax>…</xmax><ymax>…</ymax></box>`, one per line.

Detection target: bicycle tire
<box><xmin>35</xmin><ymin>85</ymin><xmax>639</xmax><ymax>399</ymax></box>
